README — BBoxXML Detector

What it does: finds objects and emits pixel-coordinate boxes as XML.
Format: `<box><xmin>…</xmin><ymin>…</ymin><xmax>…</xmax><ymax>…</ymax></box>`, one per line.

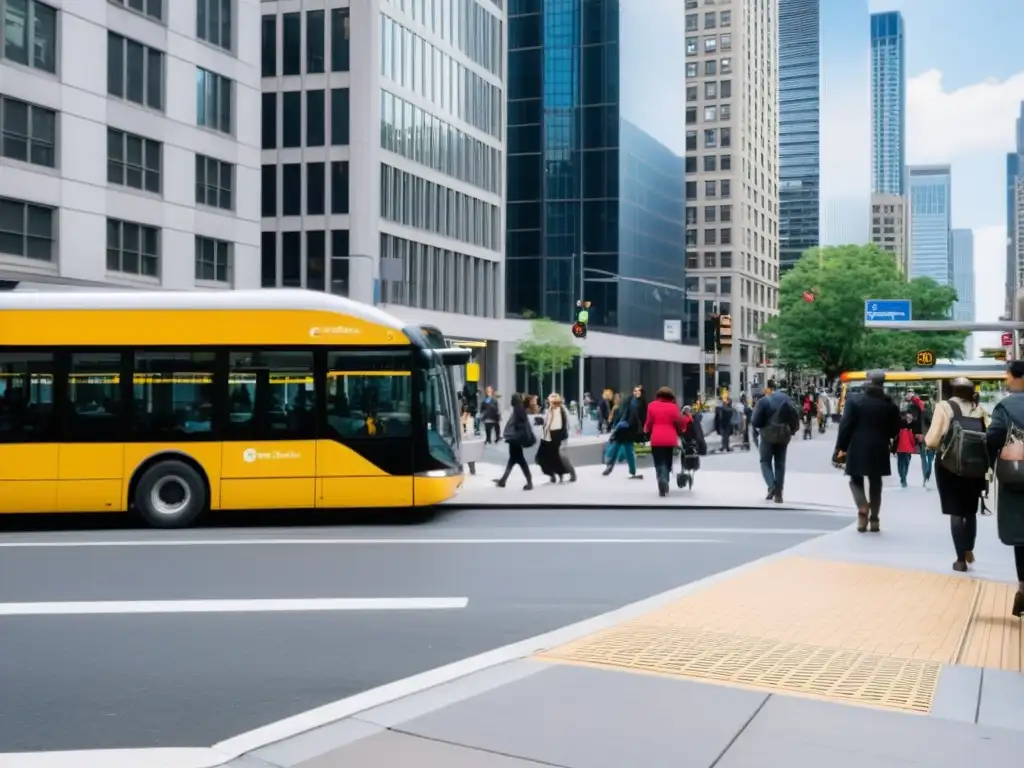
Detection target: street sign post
<box><xmin>864</xmin><ymin>299</ymin><xmax>912</xmax><ymax>323</ymax></box>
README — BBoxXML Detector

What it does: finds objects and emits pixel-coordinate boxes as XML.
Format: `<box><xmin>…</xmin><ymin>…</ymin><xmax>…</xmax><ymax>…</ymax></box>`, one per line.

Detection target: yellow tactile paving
<box><xmin>958</xmin><ymin>581</ymin><xmax>1023</xmax><ymax>672</ymax></box>
<box><xmin>536</xmin><ymin>557</ymin><xmax>1023</xmax><ymax>713</ymax></box>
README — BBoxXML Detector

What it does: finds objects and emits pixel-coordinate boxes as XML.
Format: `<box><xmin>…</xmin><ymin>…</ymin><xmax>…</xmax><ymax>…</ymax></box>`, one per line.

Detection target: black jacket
<box><xmin>835</xmin><ymin>385</ymin><xmax>900</xmax><ymax>478</ymax></box>
<box><xmin>986</xmin><ymin>393</ymin><xmax>1024</xmax><ymax>545</ymax></box>
<box><xmin>751</xmin><ymin>391</ymin><xmax>799</xmax><ymax>434</ymax></box>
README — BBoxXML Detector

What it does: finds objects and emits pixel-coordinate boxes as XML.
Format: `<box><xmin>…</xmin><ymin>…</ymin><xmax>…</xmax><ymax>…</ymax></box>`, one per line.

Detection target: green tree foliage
<box><xmin>759</xmin><ymin>244</ymin><xmax>967</xmax><ymax>381</ymax></box>
<box><xmin>517</xmin><ymin>318</ymin><xmax>581</xmax><ymax>391</ymax></box>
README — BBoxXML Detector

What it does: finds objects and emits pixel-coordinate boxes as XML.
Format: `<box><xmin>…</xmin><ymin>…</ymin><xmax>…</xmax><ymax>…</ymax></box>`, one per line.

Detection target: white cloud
<box><xmin>908</xmin><ymin>69</ymin><xmax>1024</xmax><ymax>163</ymax></box>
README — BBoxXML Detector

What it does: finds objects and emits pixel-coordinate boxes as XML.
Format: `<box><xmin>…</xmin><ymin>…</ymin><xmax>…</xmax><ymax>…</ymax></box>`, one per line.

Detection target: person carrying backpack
<box><xmin>750</xmin><ymin>379</ymin><xmax>800</xmax><ymax>503</ymax></box>
<box><xmin>925</xmin><ymin>377</ymin><xmax>989</xmax><ymax>572</ymax></box>
<box><xmin>834</xmin><ymin>370</ymin><xmax>901</xmax><ymax>532</ymax></box>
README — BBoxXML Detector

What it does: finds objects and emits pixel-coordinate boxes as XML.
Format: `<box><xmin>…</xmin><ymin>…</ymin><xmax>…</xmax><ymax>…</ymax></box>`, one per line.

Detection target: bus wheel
<box><xmin>134</xmin><ymin>460</ymin><xmax>207</xmax><ymax>528</ymax></box>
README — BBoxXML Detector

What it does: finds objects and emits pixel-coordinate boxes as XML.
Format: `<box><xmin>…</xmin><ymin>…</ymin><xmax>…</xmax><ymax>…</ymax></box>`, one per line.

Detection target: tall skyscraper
<box><xmin>0</xmin><ymin>0</ymin><xmax>261</xmax><ymax>289</ymax></box>
<box><xmin>260</xmin><ymin>1</ymin><xmax>507</xmax><ymax>385</ymax></box>
<box><xmin>951</xmin><ymin>229</ymin><xmax>975</xmax><ymax>321</ymax></box>
<box><xmin>1006</xmin><ymin>103</ymin><xmax>1024</xmax><ymax>318</ymax></box>
<box><xmin>779</xmin><ymin>0</ymin><xmax>871</xmax><ymax>271</ymax></box>
<box><xmin>908</xmin><ymin>165</ymin><xmax>952</xmax><ymax>284</ymax></box>
<box><xmin>506</xmin><ymin>0</ymin><xmax>703</xmax><ymax>398</ymax></box>
<box><xmin>681</xmin><ymin>0</ymin><xmax>781</xmax><ymax>392</ymax></box>
<box><xmin>871</xmin><ymin>11</ymin><xmax>906</xmax><ymax>196</ymax></box>
<box><xmin>870</xmin><ymin>193</ymin><xmax>909</xmax><ymax>273</ymax></box>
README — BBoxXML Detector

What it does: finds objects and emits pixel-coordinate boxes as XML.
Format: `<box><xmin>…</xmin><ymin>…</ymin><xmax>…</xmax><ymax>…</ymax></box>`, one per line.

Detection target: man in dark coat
<box><xmin>835</xmin><ymin>370</ymin><xmax>901</xmax><ymax>532</ymax></box>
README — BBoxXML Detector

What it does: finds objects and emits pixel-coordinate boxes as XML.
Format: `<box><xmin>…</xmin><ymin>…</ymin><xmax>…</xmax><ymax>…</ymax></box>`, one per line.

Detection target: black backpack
<box><xmin>938</xmin><ymin>401</ymin><xmax>989</xmax><ymax>479</ymax></box>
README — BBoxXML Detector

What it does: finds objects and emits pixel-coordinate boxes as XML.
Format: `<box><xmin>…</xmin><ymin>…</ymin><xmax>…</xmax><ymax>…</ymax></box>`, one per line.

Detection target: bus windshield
<box><xmin>419</xmin><ymin>355</ymin><xmax>460</xmax><ymax>467</ymax></box>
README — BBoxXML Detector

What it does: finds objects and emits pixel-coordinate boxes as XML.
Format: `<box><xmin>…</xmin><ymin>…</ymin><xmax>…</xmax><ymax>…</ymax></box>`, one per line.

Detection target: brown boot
<box><xmin>965</xmin><ymin>550</ymin><xmax>975</xmax><ymax>564</ymax></box>
<box><xmin>1013</xmin><ymin>585</ymin><xmax>1024</xmax><ymax>618</ymax></box>
<box><xmin>856</xmin><ymin>509</ymin><xmax>868</xmax><ymax>533</ymax></box>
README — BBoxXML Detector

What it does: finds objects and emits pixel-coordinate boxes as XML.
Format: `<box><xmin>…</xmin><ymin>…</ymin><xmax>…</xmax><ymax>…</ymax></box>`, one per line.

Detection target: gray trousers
<box><xmin>849</xmin><ymin>475</ymin><xmax>883</xmax><ymax>519</ymax></box>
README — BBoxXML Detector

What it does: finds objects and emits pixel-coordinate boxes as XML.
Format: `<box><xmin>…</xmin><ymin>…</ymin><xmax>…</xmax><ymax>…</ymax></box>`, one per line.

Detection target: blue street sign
<box><xmin>864</xmin><ymin>299</ymin><xmax>912</xmax><ymax>323</ymax></box>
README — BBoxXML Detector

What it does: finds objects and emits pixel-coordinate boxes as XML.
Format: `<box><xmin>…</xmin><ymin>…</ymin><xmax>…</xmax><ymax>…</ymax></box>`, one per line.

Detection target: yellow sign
<box><xmin>916</xmin><ymin>350</ymin><xmax>936</xmax><ymax>367</ymax></box>
<box><xmin>466</xmin><ymin>362</ymin><xmax>480</xmax><ymax>382</ymax></box>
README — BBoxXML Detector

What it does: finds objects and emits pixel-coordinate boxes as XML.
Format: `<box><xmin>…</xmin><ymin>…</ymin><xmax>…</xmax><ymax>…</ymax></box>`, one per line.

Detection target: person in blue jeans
<box><xmin>602</xmin><ymin>385</ymin><xmax>645</xmax><ymax>480</ymax></box>
<box><xmin>750</xmin><ymin>380</ymin><xmax>800</xmax><ymax>503</ymax></box>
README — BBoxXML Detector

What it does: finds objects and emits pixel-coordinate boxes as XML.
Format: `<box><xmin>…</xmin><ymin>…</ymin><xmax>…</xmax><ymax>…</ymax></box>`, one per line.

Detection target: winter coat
<box><xmin>835</xmin><ymin>384</ymin><xmax>900</xmax><ymax>478</ymax></box>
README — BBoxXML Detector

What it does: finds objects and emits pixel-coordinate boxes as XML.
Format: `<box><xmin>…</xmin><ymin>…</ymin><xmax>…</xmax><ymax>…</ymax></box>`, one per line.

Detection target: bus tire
<box><xmin>134</xmin><ymin>460</ymin><xmax>207</xmax><ymax>528</ymax></box>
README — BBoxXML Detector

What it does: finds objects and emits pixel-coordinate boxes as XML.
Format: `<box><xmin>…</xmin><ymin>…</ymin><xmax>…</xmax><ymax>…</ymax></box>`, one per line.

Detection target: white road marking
<box><xmin>0</xmin><ymin>597</ymin><xmax>468</xmax><ymax>617</ymax></box>
<box><xmin>0</xmin><ymin>748</ymin><xmax>225</xmax><ymax>768</ymax></box>
<box><xmin>0</xmin><ymin>537</ymin><xmax>726</xmax><ymax>548</ymax></box>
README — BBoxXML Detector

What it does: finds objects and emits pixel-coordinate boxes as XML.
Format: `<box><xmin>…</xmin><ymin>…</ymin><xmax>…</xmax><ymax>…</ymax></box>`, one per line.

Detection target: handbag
<box><xmin>995</xmin><ymin>423</ymin><xmax>1024</xmax><ymax>488</ymax></box>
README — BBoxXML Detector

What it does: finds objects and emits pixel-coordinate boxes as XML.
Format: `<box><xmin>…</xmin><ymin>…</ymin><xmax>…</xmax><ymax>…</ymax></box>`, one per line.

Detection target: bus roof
<box><xmin>840</xmin><ymin>364</ymin><xmax>1006</xmax><ymax>382</ymax></box>
<box><xmin>0</xmin><ymin>288</ymin><xmax>406</xmax><ymax>328</ymax></box>
<box><xmin>0</xmin><ymin>289</ymin><xmax>415</xmax><ymax>347</ymax></box>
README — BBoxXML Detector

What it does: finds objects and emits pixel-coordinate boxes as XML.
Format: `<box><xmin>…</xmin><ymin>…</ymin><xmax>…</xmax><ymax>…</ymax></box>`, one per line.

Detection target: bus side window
<box><xmin>0</xmin><ymin>352</ymin><xmax>55</xmax><ymax>442</ymax></box>
<box><xmin>132</xmin><ymin>351</ymin><xmax>217</xmax><ymax>439</ymax></box>
<box><xmin>68</xmin><ymin>352</ymin><xmax>124</xmax><ymax>440</ymax></box>
<box><xmin>226</xmin><ymin>351</ymin><xmax>315</xmax><ymax>441</ymax></box>
<box><xmin>325</xmin><ymin>351</ymin><xmax>412</xmax><ymax>439</ymax></box>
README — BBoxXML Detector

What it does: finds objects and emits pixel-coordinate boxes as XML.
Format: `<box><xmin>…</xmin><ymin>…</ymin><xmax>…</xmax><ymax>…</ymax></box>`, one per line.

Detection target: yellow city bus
<box><xmin>0</xmin><ymin>290</ymin><xmax>470</xmax><ymax>527</ymax></box>
<box><xmin>838</xmin><ymin>363</ymin><xmax>1007</xmax><ymax>413</ymax></box>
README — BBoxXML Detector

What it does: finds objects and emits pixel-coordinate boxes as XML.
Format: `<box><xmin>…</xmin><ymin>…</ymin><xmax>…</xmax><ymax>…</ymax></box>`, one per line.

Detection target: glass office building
<box><xmin>908</xmin><ymin>165</ymin><xmax>952</xmax><ymax>284</ymax></box>
<box><xmin>506</xmin><ymin>0</ymin><xmax>691</xmax><ymax>342</ymax></box>
<box><xmin>871</xmin><ymin>11</ymin><xmax>906</xmax><ymax>196</ymax></box>
<box><xmin>779</xmin><ymin>0</ymin><xmax>870</xmax><ymax>271</ymax></box>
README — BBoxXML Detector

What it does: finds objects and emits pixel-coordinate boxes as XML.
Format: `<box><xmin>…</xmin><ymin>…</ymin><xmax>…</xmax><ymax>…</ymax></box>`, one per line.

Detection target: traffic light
<box><xmin>572</xmin><ymin>300</ymin><xmax>591</xmax><ymax>338</ymax></box>
<box><xmin>572</xmin><ymin>322</ymin><xmax>587</xmax><ymax>339</ymax></box>
<box><xmin>703</xmin><ymin>316</ymin><xmax>720</xmax><ymax>353</ymax></box>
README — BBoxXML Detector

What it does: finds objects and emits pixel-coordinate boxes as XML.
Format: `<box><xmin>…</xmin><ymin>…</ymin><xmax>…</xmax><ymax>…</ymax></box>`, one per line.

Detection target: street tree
<box><xmin>759</xmin><ymin>244</ymin><xmax>967</xmax><ymax>381</ymax></box>
<box><xmin>517</xmin><ymin>318</ymin><xmax>581</xmax><ymax>397</ymax></box>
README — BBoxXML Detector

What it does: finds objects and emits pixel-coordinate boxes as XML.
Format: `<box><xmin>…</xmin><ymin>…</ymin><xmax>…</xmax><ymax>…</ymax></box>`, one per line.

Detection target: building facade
<box><xmin>951</xmin><ymin>228</ymin><xmax>974</xmax><ymax>320</ymax></box>
<box><xmin>260</xmin><ymin>0</ymin><xmax>510</xmax><ymax>390</ymax></box>
<box><xmin>907</xmin><ymin>165</ymin><xmax>951</xmax><ymax>285</ymax></box>
<box><xmin>0</xmin><ymin>0</ymin><xmax>261</xmax><ymax>290</ymax></box>
<box><xmin>1007</xmin><ymin>102</ymin><xmax>1024</xmax><ymax>319</ymax></box>
<box><xmin>870</xmin><ymin>10</ymin><xmax>905</xmax><ymax>196</ymax></box>
<box><xmin>506</xmin><ymin>0</ymin><xmax>703</xmax><ymax>399</ymax></box>
<box><xmin>682</xmin><ymin>0</ymin><xmax>780</xmax><ymax>393</ymax></box>
<box><xmin>1014</xmin><ymin>179</ymin><xmax>1024</xmax><ymax>321</ymax></box>
<box><xmin>870</xmin><ymin>193</ymin><xmax>908</xmax><ymax>273</ymax></box>
<box><xmin>778</xmin><ymin>0</ymin><xmax>870</xmax><ymax>271</ymax></box>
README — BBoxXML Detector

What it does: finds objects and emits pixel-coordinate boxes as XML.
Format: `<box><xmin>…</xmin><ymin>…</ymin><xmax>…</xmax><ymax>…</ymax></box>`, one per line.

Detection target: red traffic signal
<box><xmin>571</xmin><ymin>322</ymin><xmax>586</xmax><ymax>339</ymax></box>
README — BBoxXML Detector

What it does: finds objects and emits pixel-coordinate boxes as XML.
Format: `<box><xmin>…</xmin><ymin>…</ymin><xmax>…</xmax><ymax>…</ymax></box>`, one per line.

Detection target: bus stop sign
<box><xmin>916</xmin><ymin>350</ymin><xmax>936</xmax><ymax>368</ymax></box>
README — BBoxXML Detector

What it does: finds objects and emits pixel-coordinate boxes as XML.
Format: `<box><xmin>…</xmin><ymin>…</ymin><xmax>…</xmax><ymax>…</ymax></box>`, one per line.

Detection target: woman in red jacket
<box><xmin>644</xmin><ymin>387</ymin><xmax>691</xmax><ymax>496</ymax></box>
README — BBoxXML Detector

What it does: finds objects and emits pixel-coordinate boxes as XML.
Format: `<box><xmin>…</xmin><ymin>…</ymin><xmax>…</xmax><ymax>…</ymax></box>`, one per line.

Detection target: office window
<box><xmin>331</xmin><ymin>8</ymin><xmax>350</xmax><ymax>71</ymax></box>
<box><xmin>720</xmin><ymin>33</ymin><xmax>731</xmax><ymax>51</ymax></box>
<box><xmin>721</xmin><ymin>251</ymin><xmax>732</xmax><ymax>268</ymax></box>
<box><xmin>686</xmin><ymin>130</ymin><xmax>696</xmax><ymax>151</ymax></box>
<box><xmin>197</xmin><ymin>0</ymin><xmax>232</xmax><ymax>51</ymax></box>
<box><xmin>261</xmin><ymin>164</ymin><xmax>276</xmax><ymax>217</ymax></box>
<box><xmin>306</xmin><ymin>230</ymin><xmax>325</xmax><ymax>291</ymax></box>
<box><xmin>704</xmin><ymin>205</ymin><xmax>716</xmax><ymax>222</ymax></box>
<box><xmin>721</xmin><ymin>80</ymin><xmax>731</xmax><ymax>98</ymax></box>
<box><xmin>704</xmin><ymin>229</ymin><xmax>716</xmax><ymax>245</ymax></box>
<box><xmin>685</xmin><ymin>107</ymin><xmax>696</xmax><ymax>125</ymax></box>
<box><xmin>721</xmin><ymin>228</ymin><xmax>732</xmax><ymax>245</ymax></box>
<box><xmin>686</xmin><ymin>63</ymin><xmax>697</xmax><ymax>78</ymax></box>
<box><xmin>686</xmin><ymin>85</ymin><xmax>697</xmax><ymax>102</ymax></box>
<box><xmin>704</xmin><ymin>36</ymin><xmax>716</xmax><ymax>52</ymax></box>
<box><xmin>331</xmin><ymin>161</ymin><xmax>349</xmax><ymax>214</ymax></box>
<box><xmin>721</xmin><ymin>276</ymin><xmax>732</xmax><ymax>294</ymax></box>
<box><xmin>721</xmin><ymin>153</ymin><xmax>731</xmax><ymax>170</ymax></box>
<box><xmin>111</xmin><ymin>0</ymin><xmax>163</xmax><ymax>20</ymax></box>
<box><xmin>703</xmin><ymin>252</ymin><xmax>716</xmax><ymax>268</ymax></box>
<box><xmin>261</xmin><ymin>15</ymin><xmax>276</xmax><ymax>77</ymax></box>
<box><xmin>1</xmin><ymin>0</ymin><xmax>57</xmax><ymax>73</ymax></box>
<box><xmin>306</xmin><ymin>90</ymin><xmax>325</xmax><ymax>147</ymax></box>
<box><xmin>331</xmin><ymin>88</ymin><xmax>350</xmax><ymax>145</ymax></box>
<box><xmin>721</xmin><ymin>204</ymin><xmax>732</xmax><ymax>222</ymax></box>
<box><xmin>703</xmin><ymin>154</ymin><xmax>716</xmax><ymax>172</ymax></box>
<box><xmin>107</xmin><ymin>128</ymin><xmax>161</xmax><ymax>193</ymax></box>
<box><xmin>705</xmin><ymin>81</ymin><xmax>717</xmax><ymax>99</ymax></box>
<box><xmin>132</xmin><ymin>351</ymin><xmax>216</xmax><ymax>439</ymax></box>
<box><xmin>195</xmin><ymin>235</ymin><xmax>232</xmax><ymax>283</ymax></box>
<box><xmin>685</xmin><ymin>181</ymin><xmax>696</xmax><ymax>200</ymax></box>
<box><xmin>108</xmin><ymin>33</ymin><xmax>164</xmax><ymax>111</ymax></box>
<box><xmin>196</xmin><ymin>67</ymin><xmax>232</xmax><ymax>134</ymax></box>
<box><xmin>0</xmin><ymin>352</ymin><xmax>54</xmax><ymax>440</ymax></box>
<box><xmin>306</xmin><ymin>9</ymin><xmax>325</xmax><ymax>74</ymax></box>
<box><xmin>282</xmin><ymin>12</ymin><xmax>300</xmax><ymax>75</ymax></box>
<box><xmin>0</xmin><ymin>196</ymin><xmax>54</xmax><ymax>261</ymax></box>
<box><xmin>685</xmin><ymin>156</ymin><xmax>696</xmax><ymax>173</ymax></box>
<box><xmin>306</xmin><ymin>161</ymin><xmax>325</xmax><ymax>215</ymax></box>
<box><xmin>685</xmin><ymin>37</ymin><xmax>696</xmax><ymax>55</ymax></box>
<box><xmin>261</xmin><ymin>231</ymin><xmax>276</xmax><ymax>287</ymax></box>
<box><xmin>0</xmin><ymin>96</ymin><xmax>56</xmax><ymax>168</ymax></box>
<box><xmin>704</xmin><ymin>106</ymin><xmax>716</xmax><ymax>122</ymax></box>
<box><xmin>261</xmin><ymin>92</ymin><xmax>276</xmax><ymax>149</ymax></box>
<box><xmin>721</xmin><ymin>58</ymin><xmax>731</xmax><ymax>74</ymax></box>
<box><xmin>282</xmin><ymin>163</ymin><xmax>301</xmax><ymax>216</ymax></box>
<box><xmin>721</xmin><ymin>127</ymin><xmax>731</xmax><ymax>148</ymax></box>
<box><xmin>326</xmin><ymin>352</ymin><xmax>413</xmax><ymax>438</ymax></box>
<box><xmin>704</xmin><ymin>60</ymin><xmax>716</xmax><ymax>76</ymax></box>
<box><xmin>705</xmin><ymin>180</ymin><xmax>716</xmax><ymax>197</ymax></box>
<box><xmin>282</xmin><ymin>91</ymin><xmax>301</xmax><ymax>147</ymax></box>
<box><xmin>722</xmin><ymin>179</ymin><xmax>731</xmax><ymax>197</ymax></box>
<box><xmin>195</xmin><ymin>154</ymin><xmax>233</xmax><ymax>210</ymax></box>
<box><xmin>281</xmin><ymin>232</ymin><xmax>301</xmax><ymax>287</ymax></box>
<box><xmin>106</xmin><ymin>218</ymin><xmax>159</xmax><ymax>277</ymax></box>
<box><xmin>703</xmin><ymin>129</ymin><xmax>716</xmax><ymax>148</ymax></box>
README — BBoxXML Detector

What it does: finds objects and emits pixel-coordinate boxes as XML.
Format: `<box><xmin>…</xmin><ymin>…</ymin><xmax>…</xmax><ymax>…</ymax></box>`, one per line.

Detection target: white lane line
<box><xmin>0</xmin><ymin>597</ymin><xmax>468</xmax><ymax>617</ymax></box>
<box><xmin>0</xmin><ymin>537</ymin><xmax>725</xmax><ymax>548</ymax></box>
<box><xmin>0</xmin><ymin>748</ymin><xmax>225</xmax><ymax>768</ymax></box>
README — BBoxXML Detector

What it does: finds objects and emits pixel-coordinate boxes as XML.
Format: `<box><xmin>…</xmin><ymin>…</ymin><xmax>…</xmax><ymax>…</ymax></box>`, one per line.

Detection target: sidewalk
<box><xmin>235</xmin><ymin>455</ymin><xmax>1024</xmax><ymax>768</ymax></box>
<box><xmin>448</xmin><ymin>463</ymin><xmax>853</xmax><ymax>513</ymax></box>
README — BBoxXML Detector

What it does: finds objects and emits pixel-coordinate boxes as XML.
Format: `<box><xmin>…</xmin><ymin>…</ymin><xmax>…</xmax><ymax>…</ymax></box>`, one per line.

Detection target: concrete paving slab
<box><xmin>393</xmin><ymin>665</ymin><xmax>768</xmax><ymax>768</ymax></box>
<box><xmin>295</xmin><ymin>730</ymin><xmax>552</xmax><ymax>768</ymax></box>
<box><xmin>715</xmin><ymin>693</ymin><xmax>1024</xmax><ymax>767</ymax></box>
<box><xmin>977</xmin><ymin>668</ymin><xmax>1024</xmax><ymax>731</ymax></box>
<box><xmin>243</xmin><ymin>718</ymin><xmax>383</xmax><ymax>768</ymax></box>
<box><xmin>929</xmin><ymin>665</ymin><xmax>982</xmax><ymax>725</ymax></box>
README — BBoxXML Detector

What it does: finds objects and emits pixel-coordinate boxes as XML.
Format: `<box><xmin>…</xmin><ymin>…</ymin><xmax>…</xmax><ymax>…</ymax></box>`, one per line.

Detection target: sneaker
<box><xmin>602</xmin><ymin>465</ymin><xmax>613</xmax><ymax>476</ymax></box>
<box><xmin>765</xmin><ymin>487</ymin><xmax>775</xmax><ymax>501</ymax></box>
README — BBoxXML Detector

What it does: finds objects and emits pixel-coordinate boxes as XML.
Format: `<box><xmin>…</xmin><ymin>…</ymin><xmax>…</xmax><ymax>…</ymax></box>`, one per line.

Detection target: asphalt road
<box><xmin>0</xmin><ymin>507</ymin><xmax>849</xmax><ymax>754</ymax></box>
